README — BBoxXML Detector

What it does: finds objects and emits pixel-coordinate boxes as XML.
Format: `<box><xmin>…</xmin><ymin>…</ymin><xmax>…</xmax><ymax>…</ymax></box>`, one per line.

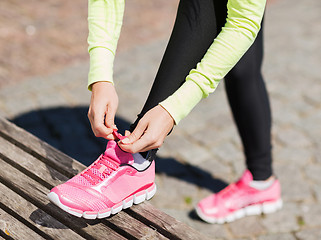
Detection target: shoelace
<box><xmin>81</xmin><ymin>153</ymin><xmax>119</xmax><ymax>185</ymax></box>
<box><xmin>80</xmin><ymin>131</ymin><xmax>125</xmax><ymax>185</ymax></box>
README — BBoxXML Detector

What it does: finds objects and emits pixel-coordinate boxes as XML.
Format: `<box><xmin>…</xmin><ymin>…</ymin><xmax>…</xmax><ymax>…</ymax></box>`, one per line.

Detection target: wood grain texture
<box><xmin>0</xmin><ymin>156</ymin><xmax>125</xmax><ymax>240</ymax></box>
<box><xmin>0</xmin><ymin>117</ymin><xmax>206</xmax><ymax>240</ymax></box>
<box><xmin>0</xmin><ymin>182</ymin><xmax>85</xmax><ymax>240</ymax></box>
<box><xmin>0</xmin><ymin>208</ymin><xmax>45</xmax><ymax>240</ymax></box>
<box><xmin>128</xmin><ymin>203</ymin><xmax>211</xmax><ymax>240</ymax></box>
<box><xmin>0</xmin><ymin>118</ymin><xmax>83</xmax><ymax>179</ymax></box>
<box><xmin>0</xmin><ymin>126</ymin><xmax>167</xmax><ymax>239</ymax></box>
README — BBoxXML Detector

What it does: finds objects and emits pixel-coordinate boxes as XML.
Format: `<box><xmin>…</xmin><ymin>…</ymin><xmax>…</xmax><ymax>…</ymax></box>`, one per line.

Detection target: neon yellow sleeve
<box><xmin>160</xmin><ymin>0</ymin><xmax>266</xmax><ymax>124</ymax></box>
<box><xmin>87</xmin><ymin>0</ymin><xmax>125</xmax><ymax>90</ymax></box>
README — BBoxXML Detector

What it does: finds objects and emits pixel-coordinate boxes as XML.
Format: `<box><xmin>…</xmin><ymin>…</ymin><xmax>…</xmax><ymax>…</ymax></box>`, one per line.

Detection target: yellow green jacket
<box><xmin>88</xmin><ymin>0</ymin><xmax>266</xmax><ymax>124</ymax></box>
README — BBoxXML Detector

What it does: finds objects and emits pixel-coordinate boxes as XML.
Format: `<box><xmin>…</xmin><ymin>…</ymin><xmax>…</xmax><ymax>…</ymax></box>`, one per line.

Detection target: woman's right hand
<box><xmin>88</xmin><ymin>81</ymin><xmax>118</xmax><ymax>140</ymax></box>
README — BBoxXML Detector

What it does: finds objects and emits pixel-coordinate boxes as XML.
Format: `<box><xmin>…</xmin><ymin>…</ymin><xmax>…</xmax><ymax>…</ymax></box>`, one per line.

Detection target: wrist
<box><xmin>91</xmin><ymin>81</ymin><xmax>113</xmax><ymax>91</ymax></box>
<box><xmin>158</xmin><ymin>104</ymin><xmax>175</xmax><ymax>126</ymax></box>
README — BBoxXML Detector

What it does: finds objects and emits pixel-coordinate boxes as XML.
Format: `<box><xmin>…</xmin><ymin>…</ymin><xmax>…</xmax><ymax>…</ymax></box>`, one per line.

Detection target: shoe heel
<box><xmin>262</xmin><ymin>199</ymin><xmax>283</xmax><ymax>214</ymax></box>
<box><xmin>133</xmin><ymin>183</ymin><xmax>157</xmax><ymax>204</ymax></box>
<box><xmin>146</xmin><ymin>183</ymin><xmax>157</xmax><ymax>200</ymax></box>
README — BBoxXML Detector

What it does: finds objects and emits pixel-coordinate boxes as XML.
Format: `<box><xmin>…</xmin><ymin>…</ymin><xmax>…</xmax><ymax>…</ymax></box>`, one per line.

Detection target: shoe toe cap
<box><xmin>49</xmin><ymin>183</ymin><xmax>107</xmax><ymax>212</ymax></box>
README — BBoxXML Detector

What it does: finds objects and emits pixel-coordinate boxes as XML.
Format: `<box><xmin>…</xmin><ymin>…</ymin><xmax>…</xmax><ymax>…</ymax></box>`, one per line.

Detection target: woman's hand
<box><xmin>88</xmin><ymin>81</ymin><xmax>118</xmax><ymax>140</ymax></box>
<box><xmin>118</xmin><ymin>105</ymin><xmax>175</xmax><ymax>153</ymax></box>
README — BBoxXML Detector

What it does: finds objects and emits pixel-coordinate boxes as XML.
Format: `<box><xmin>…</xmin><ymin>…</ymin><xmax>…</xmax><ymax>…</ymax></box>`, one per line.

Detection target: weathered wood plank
<box><xmin>106</xmin><ymin>210</ymin><xmax>168</xmax><ymax>240</ymax></box>
<box><xmin>0</xmin><ymin>233</ymin><xmax>7</xmax><ymax>240</ymax></box>
<box><xmin>0</xmin><ymin>118</ymin><xmax>83</xmax><ymax>179</ymax></box>
<box><xmin>0</xmin><ymin>208</ymin><xmax>45</xmax><ymax>240</ymax></box>
<box><xmin>0</xmin><ymin>182</ymin><xmax>86</xmax><ymax>240</ymax></box>
<box><xmin>0</xmin><ymin>136</ymin><xmax>67</xmax><ymax>189</ymax></box>
<box><xmin>0</xmin><ymin>157</ymin><xmax>126</xmax><ymax>240</ymax></box>
<box><xmin>0</xmin><ymin>134</ymin><xmax>168</xmax><ymax>240</ymax></box>
<box><xmin>128</xmin><ymin>203</ymin><xmax>211</xmax><ymax>240</ymax></box>
<box><xmin>0</xmin><ymin>117</ymin><xmax>206</xmax><ymax>239</ymax></box>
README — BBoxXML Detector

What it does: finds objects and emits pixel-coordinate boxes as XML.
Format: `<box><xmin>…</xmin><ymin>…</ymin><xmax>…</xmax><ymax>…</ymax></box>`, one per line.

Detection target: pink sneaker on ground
<box><xmin>195</xmin><ymin>170</ymin><xmax>282</xmax><ymax>224</ymax></box>
<box><xmin>48</xmin><ymin>140</ymin><xmax>156</xmax><ymax>219</ymax></box>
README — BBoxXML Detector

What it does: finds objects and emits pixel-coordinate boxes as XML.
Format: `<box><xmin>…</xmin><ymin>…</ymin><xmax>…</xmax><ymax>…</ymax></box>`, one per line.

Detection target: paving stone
<box><xmin>296</xmin><ymin>228</ymin><xmax>321</xmax><ymax>240</ymax></box>
<box><xmin>210</xmin><ymin>141</ymin><xmax>244</xmax><ymax>166</ymax></box>
<box><xmin>274</xmin><ymin>163</ymin><xmax>313</xmax><ymax>202</ymax></box>
<box><xmin>178</xmin><ymin>87</ymin><xmax>230</xmax><ymax>135</ymax></box>
<box><xmin>191</xmin><ymin>125</ymin><xmax>225</xmax><ymax>149</ymax></box>
<box><xmin>296</xmin><ymin>111</ymin><xmax>321</xmax><ymax>146</ymax></box>
<box><xmin>276</xmin><ymin>127</ymin><xmax>313</xmax><ymax>148</ymax></box>
<box><xmin>161</xmin><ymin>134</ymin><xmax>213</xmax><ymax>166</ymax></box>
<box><xmin>301</xmin><ymin>204</ymin><xmax>321</xmax><ymax>228</ymax></box>
<box><xmin>161</xmin><ymin>208</ymin><xmax>231</xmax><ymax>240</ymax></box>
<box><xmin>274</xmin><ymin>146</ymin><xmax>313</xmax><ymax>167</ymax></box>
<box><xmin>227</xmin><ymin>216</ymin><xmax>266</xmax><ymax>238</ymax></box>
<box><xmin>272</xmin><ymin>106</ymin><xmax>301</xmax><ymax>126</ymax></box>
<box><xmin>155</xmin><ymin>153</ymin><xmax>190</xmax><ymax>176</ymax></box>
<box><xmin>150</xmin><ymin>175</ymin><xmax>200</xmax><ymax>210</ymax></box>
<box><xmin>303</xmin><ymin>87</ymin><xmax>321</xmax><ymax>107</ymax></box>
<box><xmin>232</xmin><ymin>160</ymin><xmax>247</xmax><ymax>179</ymax></box>
<box><xmin>261</xmin><ymin>202</ymin><xmax>300</xmax><ymax>233</ymax></box>
<box><xmin>304</xmin><ymin>164</ymin><xmax>321</xmax><ymax>184</ymax></box>
<box><xmin>312</xmin><ymin>184</ymin><xmax>321</xmax><ymax>203</ymax></box>
<box><xmin>196</xmin><ymin>157</ymin><xmax>232</xmax><ymax>182</ymax></box>
<box><xmin>257</xmin><ymin>233</ymin><xmax>296</xmax><ymax>240</ymax></box>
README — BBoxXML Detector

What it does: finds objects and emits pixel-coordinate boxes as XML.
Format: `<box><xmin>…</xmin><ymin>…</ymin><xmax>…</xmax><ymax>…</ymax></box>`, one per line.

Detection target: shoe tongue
<box><xmin>237</xmin><ymin>170</ymin><xmax>253</xmax><ymax>186</ymax></box>
<box><xmin>104</xmin><ymin>140</ymin><xmax>133</xmax><ymax>164</ymax></box>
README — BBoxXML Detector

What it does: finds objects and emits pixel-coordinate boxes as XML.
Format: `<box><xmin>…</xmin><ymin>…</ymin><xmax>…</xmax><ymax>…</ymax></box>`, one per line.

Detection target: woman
<box><xmin>48</xmin><ymin>0</ymin><xmax>282</xmax><ymax>223</ymax></box>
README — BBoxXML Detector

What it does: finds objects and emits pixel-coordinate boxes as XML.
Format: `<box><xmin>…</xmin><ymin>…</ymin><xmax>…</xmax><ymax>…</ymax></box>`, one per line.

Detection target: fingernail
<box><xmin>113</xmin><ymin>125</ymin><xmax>118</xmax><ymax>130</ymax></box>
<box><xmin>121</xmin><ymin>138</ymin><xmax>130</xmax><ymax>144</ymax></box>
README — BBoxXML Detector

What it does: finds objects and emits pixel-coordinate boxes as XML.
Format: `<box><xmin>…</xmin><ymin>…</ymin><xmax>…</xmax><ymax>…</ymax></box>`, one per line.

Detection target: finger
<box><xmin>105</xmin><ymin>105</ymin><xmax>117</xmax><ymax>129</ymax></box>
<box><xmin>119</xmin><ymin>134</ymin><xmax>154</xmax><ymax>153</ymax></box>
<box><xmin>91</xmin><ymin>114</ymin><xmax>114</xmax><ymax>139</ymax></box>
<box><xmin>124</xmin><ymin>130</ymin><xmax>131</xmax><ymax>137</ymax></box>
<box><xmin>106</xmin><ymin>133</ymin><xmax>116</xmax><ymax>140</ymax></box>
<box><xmin>95</xmin><ymin>124</ymin><xmax>114</xmax><ymax>139</ymax></box>
<box><xmin>121</xmin><ymin>121</ymin><xmax>147</xmax><ymax>145</ymax></box>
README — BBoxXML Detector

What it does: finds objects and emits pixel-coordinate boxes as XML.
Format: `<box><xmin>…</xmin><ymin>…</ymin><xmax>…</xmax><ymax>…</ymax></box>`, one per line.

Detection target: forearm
<box><xmin>160</xmin><ymin>0</ymin><xmax>266</xmax><ymax>124</ymax></box>
<box><xmin>87</xmin><ymin>0</ymin><xmax>125</xmax><ymax>90</ymax></box>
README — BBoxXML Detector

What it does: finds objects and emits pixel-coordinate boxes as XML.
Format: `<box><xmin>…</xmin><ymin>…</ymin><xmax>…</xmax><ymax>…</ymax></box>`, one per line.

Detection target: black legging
<box><xmin>131</xmin><ymin>0</ymin><xmax>272</xmax><ymax>180</ymax></box>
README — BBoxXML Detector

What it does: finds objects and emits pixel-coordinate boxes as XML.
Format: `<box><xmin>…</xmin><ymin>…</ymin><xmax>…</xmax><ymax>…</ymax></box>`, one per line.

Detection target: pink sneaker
<box><xmin>47</xmin><ymin>140</ymin><xmax>156</xmax><ymax>219</ymax></box>
<box><xmin>195</xmin><ymin>170</ymin><xmax>282</xmax><ymax>224</ymax></box>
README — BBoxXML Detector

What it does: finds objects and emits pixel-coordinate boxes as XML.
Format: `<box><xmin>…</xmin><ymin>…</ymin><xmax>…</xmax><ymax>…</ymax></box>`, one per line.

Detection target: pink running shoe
<box><xmin>47</xmin><ymin>140</ymin><xmax>156</xmax><ymax>219</ymax></box>
<box><xmin>195</xmin><ymin>170</ymin><xmax>282</xmax><ymax>224</ymax></box>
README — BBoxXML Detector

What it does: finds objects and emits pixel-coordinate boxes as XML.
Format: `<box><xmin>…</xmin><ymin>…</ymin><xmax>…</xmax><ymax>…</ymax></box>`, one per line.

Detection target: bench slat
<box><xmin>0</xmin><ymin>233</ymin><xmax>7</xmax><ymax>240</ymax></box>
<box><xmin>128</xmin><ymin>203</ymin><xmax>211</xmax><ymax>240</ymax></box>
<box><xmin>0</xmin><ymin>182</ymin><xmax>86</xmax><ymax>240</ymax></box>
<box><xmin>0</xmin><ymin>117</ymin><xmax>207</xmax><ymax>240</ymax></box>
<box><xmin>0</xmin><ymin>208</ymin><xmax>45</xmax><ymax>240</ymax></box>
<box><xmin>0</xmin><ymin>156</ymin><xmax>126</xmax><ymax>240</ymax></box>
<box><xmin>0</xmin><ymin>136</ymin><xmax>67</xmax><ymax>189</ymax></box>
<box><xmin>0</xmin><ymin>134</ymin><xmax>168</xmax><ymax>240</ymax></box>
<box><xmin>0</xmin><ymin>118</ymin><xmax>83</xmax><ymax>179</ymax></box>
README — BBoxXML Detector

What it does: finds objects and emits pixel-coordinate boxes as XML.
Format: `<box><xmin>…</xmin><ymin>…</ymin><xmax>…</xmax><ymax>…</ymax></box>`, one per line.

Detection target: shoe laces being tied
<box><xmin>81</xmin><ymin>152</ymin><xmax>120</xmax><ymax>185</ymax></box>
<box><xmin>80</xmin><ymin>138</ymin><xmax>133</xmax><ymax>186</ymax></box>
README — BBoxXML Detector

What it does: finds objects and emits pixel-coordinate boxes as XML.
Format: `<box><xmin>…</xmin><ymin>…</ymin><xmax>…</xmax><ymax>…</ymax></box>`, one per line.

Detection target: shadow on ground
<box><xmin>12</xmin><ymin>106</ymin><xmax>227</xmax><ymax>194</ymax></box>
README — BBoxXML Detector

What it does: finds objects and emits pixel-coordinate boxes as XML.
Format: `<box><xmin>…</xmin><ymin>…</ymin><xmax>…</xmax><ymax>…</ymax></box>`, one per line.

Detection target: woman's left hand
<box><xmin>118</xmin><ymin>105</ymin><xmax>175</xmax><ymax>153</ymax></box>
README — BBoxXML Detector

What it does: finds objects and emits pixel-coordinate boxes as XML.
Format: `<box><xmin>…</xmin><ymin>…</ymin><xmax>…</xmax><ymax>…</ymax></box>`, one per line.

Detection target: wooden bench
<box><xmin>0</xmin><ymin>117</ymin><xmax>210</xmax><ymax>240</ymax></box>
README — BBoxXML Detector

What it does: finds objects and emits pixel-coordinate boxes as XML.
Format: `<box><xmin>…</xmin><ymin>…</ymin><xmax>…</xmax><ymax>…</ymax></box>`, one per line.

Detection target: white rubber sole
<box><xmin>195</xmin><ymin>199</ymin><xmax>283</xmax><ymax>224</ymax></box>
<box><xmin>48</xmin><ymin>183</ymin><xmax>157</xmax><ymax>219</ymax></box>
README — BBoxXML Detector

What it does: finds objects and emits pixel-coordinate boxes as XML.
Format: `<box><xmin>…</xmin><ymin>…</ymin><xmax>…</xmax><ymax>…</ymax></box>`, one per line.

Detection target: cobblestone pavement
<box><xmin>1</xmin><ymin>0</ymin><xmax>321</xmax><ymax>239</ymax></box>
